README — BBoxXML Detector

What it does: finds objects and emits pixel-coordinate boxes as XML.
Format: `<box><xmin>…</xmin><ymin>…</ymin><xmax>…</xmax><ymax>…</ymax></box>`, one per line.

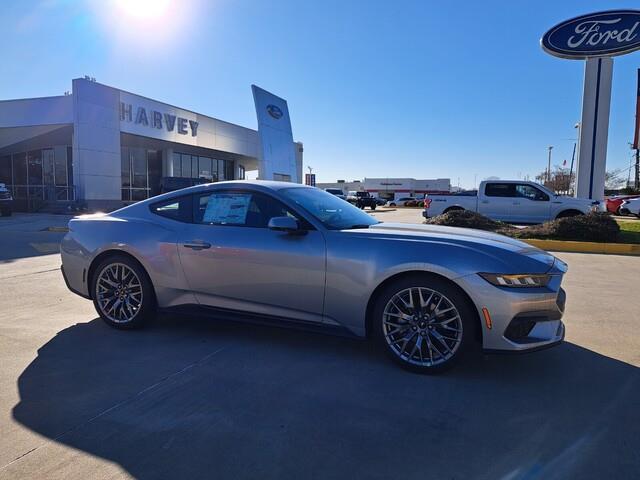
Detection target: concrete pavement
<box><xmin>0</xmin><ymin>214</ymin><xmax>638</xmax><ymax>479</ymax></box>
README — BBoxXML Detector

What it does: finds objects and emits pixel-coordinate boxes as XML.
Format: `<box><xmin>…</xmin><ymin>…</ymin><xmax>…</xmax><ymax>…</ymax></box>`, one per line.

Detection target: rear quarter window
<box><xmin>150</xmin><ymin>195</ymin><xmax>192</xmax><ymax>222</ymax></box>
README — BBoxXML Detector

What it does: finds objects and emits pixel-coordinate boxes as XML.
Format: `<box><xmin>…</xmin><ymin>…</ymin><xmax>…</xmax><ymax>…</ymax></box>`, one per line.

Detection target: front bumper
<box><xmin>457</xmin><ymin>263</ymin><xmax>566</xmax><ymax>352</ymax></box>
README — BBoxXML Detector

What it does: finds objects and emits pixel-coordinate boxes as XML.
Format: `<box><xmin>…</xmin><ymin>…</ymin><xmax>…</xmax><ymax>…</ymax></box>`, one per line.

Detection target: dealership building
<box><xmin>0</xmin><ymin>78</ymin><xmax>303</xmax><ymax>211</ymax></box>
<box><xmin>317</xmin><ymin>178</ymin><xmax>451</xmax><ymax>201</ymax></box>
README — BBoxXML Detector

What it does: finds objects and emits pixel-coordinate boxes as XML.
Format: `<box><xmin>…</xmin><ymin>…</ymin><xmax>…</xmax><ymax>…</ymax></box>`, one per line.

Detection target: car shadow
<box><xmin>10</xmin><ymin>314</ymin><xmax>640</xmax><ymax>479</ymax></box>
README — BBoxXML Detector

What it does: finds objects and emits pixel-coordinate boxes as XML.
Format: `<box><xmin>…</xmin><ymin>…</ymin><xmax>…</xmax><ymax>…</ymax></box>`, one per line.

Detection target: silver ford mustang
<box><xmin>61</xmin><ymin>180</ymin><xmax>567</xmax><ymax>373</ymax></box>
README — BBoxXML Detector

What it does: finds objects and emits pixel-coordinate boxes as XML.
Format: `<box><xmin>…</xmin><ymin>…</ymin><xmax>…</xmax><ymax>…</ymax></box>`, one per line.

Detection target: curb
<box><xmin>522</xmin><ymin>239</ymin><xmax>640</xmax><ymax>256</ymax></box>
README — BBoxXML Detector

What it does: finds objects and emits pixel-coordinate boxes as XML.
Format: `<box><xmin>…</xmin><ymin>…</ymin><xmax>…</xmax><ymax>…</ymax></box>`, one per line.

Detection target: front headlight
<box><xmin>479</xmin><ymin>273</ymin><xmax>551</xmax><ymax>288</ymax></box>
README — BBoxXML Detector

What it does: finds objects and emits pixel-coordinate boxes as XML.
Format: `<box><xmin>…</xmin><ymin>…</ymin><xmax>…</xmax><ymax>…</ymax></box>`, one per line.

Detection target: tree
<box><xmin>605</xmin><ymin>169</ymin><xmax>625</xmax><ymax>190</ymax></box>
<box><xmin>535</xmin><ymin>165</ymin><xmax>573</xmax><ymax>194</ymax></box>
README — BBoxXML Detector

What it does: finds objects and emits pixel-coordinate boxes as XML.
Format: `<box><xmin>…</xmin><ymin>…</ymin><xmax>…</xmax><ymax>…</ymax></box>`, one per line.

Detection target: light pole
<box><xmin>547</xmin><ymin>146</ymin><xmax>553</xmax><ymax>184</ymax></box>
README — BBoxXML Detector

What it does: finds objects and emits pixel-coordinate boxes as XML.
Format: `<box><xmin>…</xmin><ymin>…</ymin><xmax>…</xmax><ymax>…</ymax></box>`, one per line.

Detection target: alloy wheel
<box><xmin>382</xmin><ymin>287</ymin><xmax>463</xmax><ymax>367</ymax></box>
<box><xmin>95</xmin><ymin>263</ymin><xmax>144</xmax><ymax>324</ymax></box>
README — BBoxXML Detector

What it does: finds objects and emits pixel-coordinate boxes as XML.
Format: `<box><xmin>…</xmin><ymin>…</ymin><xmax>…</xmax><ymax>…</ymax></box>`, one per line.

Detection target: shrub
<box><xmin>510</xmin><ymin>212</ymin><xmax>620</xmax><ymax>243</ymax></box>
<box><xmin>424</xmin><ymin>209</ymin><xmax>507</xmax><ymax>231</ymax></box>
<box><xmin>425</xmin><ymin>210</ymin><xmax>620</xmax><ymax>243</ymax></box>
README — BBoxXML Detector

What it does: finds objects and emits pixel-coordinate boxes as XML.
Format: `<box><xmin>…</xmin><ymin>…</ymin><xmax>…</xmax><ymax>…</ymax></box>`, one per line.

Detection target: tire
<box><xmin>370</xmin><ymin>204</ymin><xmax>377</xmax><ymax>210</ymax></box>
<box><xmin>372</xmin><ymin>274</ymin><xmax>477</xmax><ymax>374</ymax></box>
<box><xmin>556</xmin><ymin>210</ymin><xmax>583</xmax><ymax>219</ymax></box>
<box><xmin>389</xmin><ymin>203</ymin><xmax>396</xmax><ymax>207</ymax></box>
<box><xmin>91</xmin><ymin>254</ymin><xmax>156</xmax><ymax>329</ymax></box>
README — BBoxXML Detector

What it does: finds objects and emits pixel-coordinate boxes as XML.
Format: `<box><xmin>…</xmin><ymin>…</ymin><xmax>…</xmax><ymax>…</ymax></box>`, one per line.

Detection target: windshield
<box><xmin>280</xmin><ymin>187</ymin><xmax>380</xmax><ymax>230</ymax></box>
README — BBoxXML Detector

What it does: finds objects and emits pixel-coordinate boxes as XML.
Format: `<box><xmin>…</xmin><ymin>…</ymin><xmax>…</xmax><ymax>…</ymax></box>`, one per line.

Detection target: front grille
<box><xmin>0</xmin><ymin>192</ymin><xmax>10</xmax><ymax>200</ymax></box>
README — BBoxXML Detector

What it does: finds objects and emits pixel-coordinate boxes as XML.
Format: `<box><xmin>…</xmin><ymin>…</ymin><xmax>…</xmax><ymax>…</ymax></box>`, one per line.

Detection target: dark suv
<box><xmin>351</xmin><ymin>191</ymin><xmax>377</xmax><ymax>210</ymax></box>
<box><xmin>0</xmin><ymin>184</ymin><xmax>12</xmax><ymax>217</ymax></box>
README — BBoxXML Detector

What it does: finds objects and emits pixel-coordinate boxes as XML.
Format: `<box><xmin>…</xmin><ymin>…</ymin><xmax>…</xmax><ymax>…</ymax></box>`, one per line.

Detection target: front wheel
<box><xmin>556</xmin><ymin>210</ymin><xmax>583</xmax><ymax>219</ymax></box>
<box><xmin>372</xmin><ymin>275</ymin><xmax>477</xmax><ymax>373</ymax></box>
<box><xmin>92</xmin><ymin>254</ymin><xmax>156</xmax><ymax>329</ymax></box>
<box><xmin>370</xmin><ymin>204</ymin><xmax>377</xmax><ymax>210</ymax></box>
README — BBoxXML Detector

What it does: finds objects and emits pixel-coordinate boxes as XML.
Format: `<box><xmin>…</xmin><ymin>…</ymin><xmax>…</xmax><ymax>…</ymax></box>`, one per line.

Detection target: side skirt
<box><xmin>157</xmin><ymin>304</ymin><xmax>361</xmax><ymax>339</ymax></box>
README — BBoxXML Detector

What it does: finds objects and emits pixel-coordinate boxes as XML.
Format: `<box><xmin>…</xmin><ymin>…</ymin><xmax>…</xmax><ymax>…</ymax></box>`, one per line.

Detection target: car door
<box><xmin>478</xmin><ymin>183</ymin><xmax>516</xmax><ymax>221</ymax></box>
<box><xmin>177</xmin><ymin>189</ymin><xmax>327</xmax><ymax>323</ymax></box>
<box><xmin>511</xmin><ymin>184</ymin><xmax>551</xmax><ymax>223</ymax></box>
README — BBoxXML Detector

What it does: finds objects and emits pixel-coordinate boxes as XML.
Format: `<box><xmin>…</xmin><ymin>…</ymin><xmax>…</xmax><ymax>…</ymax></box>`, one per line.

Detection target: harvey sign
<box><xmin>118</xmin><ymin>92</ymin><xmax>200</xmax><ymax>145</ymax></box>
<box><xmin>542</xmin><ymin>10</ymin><xmax>640</xmax><ymax>59</ymax></box>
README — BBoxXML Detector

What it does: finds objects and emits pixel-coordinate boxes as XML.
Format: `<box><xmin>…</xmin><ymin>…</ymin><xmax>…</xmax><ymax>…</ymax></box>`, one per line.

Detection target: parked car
<box><xmin>347</xmin><ymin>191</ymin><xmax>377</xmax><ymax>210</ymax></box>
<box><xmin>423</xmin><ymin>180</ymin><xmax>600</xmax><ymax>224</ymax></box>
<box><xmin>61</xmin><ymin>180</ymin><xmax>567</xmax><ymax>373</ymax></box>
<box><xmin>0</xmin><ymin>183</ymin><xmax>13</xmax><ymax>216</ymax></box>
<box><xmin>619</xmin><ymin>197</ymin><xmax>640</xmax><ymax>217</ymax></box>
<box><xmin>324</xmin><ymin>188</ymin><xmax>346</xmax><ymax>201</ymax></box>
<box><xmin>606</xmin><ymin>194</ymin><xmax>640</xmax><ymax>215</ymax></box>
<box><xmin>387</xmin><ymin>197</ymin><xmax>418</xmax><ymax>207</ymax></box>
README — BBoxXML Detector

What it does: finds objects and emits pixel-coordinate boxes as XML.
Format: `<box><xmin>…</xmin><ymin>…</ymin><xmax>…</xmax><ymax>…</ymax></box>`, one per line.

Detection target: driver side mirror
<box><xmin>268</xmin><ymin>216</ymin><xmax>303</xmax><ymax>234</ymax></box>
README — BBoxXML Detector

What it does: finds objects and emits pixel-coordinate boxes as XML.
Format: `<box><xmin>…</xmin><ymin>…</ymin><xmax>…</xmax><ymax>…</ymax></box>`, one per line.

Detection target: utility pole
<box><xmin>635</xmin><ymin>148</ymin><xmax>640</xmax><ymax>190</ymax></box>
<box><xmin>547</xmin><ymin>146</ymin><xmax>553</xmax><ymax>184</ymax></box>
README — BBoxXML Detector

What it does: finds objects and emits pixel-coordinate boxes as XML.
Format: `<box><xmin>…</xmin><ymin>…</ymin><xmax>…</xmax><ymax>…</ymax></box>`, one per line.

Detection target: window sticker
<box><xmin>203</xmin><ymin>193</ymin><xmax>251</xmax><ymax>225</ymax></box>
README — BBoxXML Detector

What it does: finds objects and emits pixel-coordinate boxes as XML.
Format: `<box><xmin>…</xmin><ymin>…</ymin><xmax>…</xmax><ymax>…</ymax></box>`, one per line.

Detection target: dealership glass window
<box><xmin>131</xmin><ymin>148</ymin><xmax>147</xmax><ymax>189</ymax></box>
<box><xmin>67</xmin><ymin>147</ymin><xmax>73</xmax><ymax>190</ymax></box>
<box><xmin>226</xmin><ymin>161</ymin><xmax>234</xmax><ymax>182</ymax></box>
<box><xmin>13</xmin><ymin>153</ymin><xmax>27</xmax><ymax>187</ymax></box>
<box><xmin>191</xmin><ymin>155</ymin><xmax>199</xmax><ymax>178</ymax></box>
<box><xmin>238</xmin><ymin>165</ymin><xmax>245</xmax><ymax>180</ymax></box>
<box><xmin>172</xmin><ymin>152</ymin><xmax>182</xmax><ymax>177</ymax></box>
<box><xmin>217</xmin><ymin>160</ymin><xmax>226</xmax><ymax>181</ymax></box>
<box><xmin>0</xmin><ymin>156</ymin><xmax>11</xmax><ymax>185</ymax></box>
<box><xmin>148</xmin><ymin>150</ymin><xmax>162</xmax><ymax>197</ymax></box>
<box><xmin>181</xmin><ymin>154</ymin><xmax>191</xmax><ymax>179</ymax></box>
<box><xmin>198</xmin><ymin>156</ymin><xmax>212</xmax><ymax>181</ymax></box>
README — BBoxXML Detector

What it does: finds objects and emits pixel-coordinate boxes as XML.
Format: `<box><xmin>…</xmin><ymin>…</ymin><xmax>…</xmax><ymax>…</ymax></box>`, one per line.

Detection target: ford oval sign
<box><xmin>542</xmin><ymin>10</ymin><xmax>640</xmax><ymax>59</ymax></box>
<box><xmin>266</xmin><ymin>104</ymin><xmax>283</xmax><ymax>119</ymax></box>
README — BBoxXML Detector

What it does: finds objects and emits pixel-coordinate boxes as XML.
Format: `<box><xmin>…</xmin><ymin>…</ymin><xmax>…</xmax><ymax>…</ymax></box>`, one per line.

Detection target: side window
<box><xmin>485</xmin><ymin>183</ymin><xmax>516</xmax><ymax>197</ymax></box>
<box><xmin>194</xmin><ymin>191</ymin><xmax>308</xmax><ymax>228</ymax></box>
<box><xmin>150</xmin><ymin>195</ymin><xmax>192</xmax><ymax>222</ymax></box>
<box><xmin>515</xmin><ymin>184</ymin><xmax>549</xmax><ymax>201</ymax></box>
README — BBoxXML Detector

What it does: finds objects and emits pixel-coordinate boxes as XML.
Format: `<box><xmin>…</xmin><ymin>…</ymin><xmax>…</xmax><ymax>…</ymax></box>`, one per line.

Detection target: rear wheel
<box><xmin>92</xmin><ymin>255</ymin><xmax>156</xmax><ymax>329</ymax></box>
<box><xmin>372</xmin><ymin>275</ymin><xmax>477</xmax><ymax>373</ymax></box>
<box><xmin>370</xmin><ymin>204</ymin><xmax>377</xmax><ymax>210</ymax></box>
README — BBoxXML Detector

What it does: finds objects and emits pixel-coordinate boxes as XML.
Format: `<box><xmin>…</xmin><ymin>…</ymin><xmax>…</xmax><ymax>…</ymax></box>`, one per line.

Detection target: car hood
<box><xmin>344</xmin><ymin>222</ymin><xmax>557</xmax><ymax>272</ymax></box>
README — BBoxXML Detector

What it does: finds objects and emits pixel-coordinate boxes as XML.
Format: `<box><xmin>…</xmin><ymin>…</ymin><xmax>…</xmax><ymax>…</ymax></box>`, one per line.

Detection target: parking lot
<box><xmin>0</xmin><ymin>212</ymin><xmax>639</xmax><ymax>480</ymax></box>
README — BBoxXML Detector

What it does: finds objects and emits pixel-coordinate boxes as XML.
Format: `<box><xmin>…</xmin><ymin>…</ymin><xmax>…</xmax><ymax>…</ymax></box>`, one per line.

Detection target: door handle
<box><xmin>512</xmin><ymin>202</ymin><xmax>521</xmax><ymax>205</ymax></box>
<box><xmin>183</xmin><ymin>241</ymin><xmax>211</xmax><ymax>250</ymax></box>
<box><xmin>481</xmin><ymin>200</ymin><xmax>489</xmax><ymax>204</ymax></box>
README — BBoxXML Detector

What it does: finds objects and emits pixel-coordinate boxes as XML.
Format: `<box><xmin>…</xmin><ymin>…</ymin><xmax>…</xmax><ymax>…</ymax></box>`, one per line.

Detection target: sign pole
<box><xmin>574</xmin><ymin>57</ymin><xmax>613</xmax><ymax>201</ymax></box>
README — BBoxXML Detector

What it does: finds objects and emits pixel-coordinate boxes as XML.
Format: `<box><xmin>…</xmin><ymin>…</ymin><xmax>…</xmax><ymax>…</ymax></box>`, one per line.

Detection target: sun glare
<box><xmin>115</xmin><ymin>0</ymin><xmax>171</xmax><ymax>19</ymax></box>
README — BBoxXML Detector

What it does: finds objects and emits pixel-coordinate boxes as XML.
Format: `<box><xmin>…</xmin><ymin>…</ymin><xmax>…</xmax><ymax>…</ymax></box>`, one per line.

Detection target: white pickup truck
<box><xmin>423</xmin><ymin>180</ymin><xmax>601</xmax><ymax>224</ymax></box>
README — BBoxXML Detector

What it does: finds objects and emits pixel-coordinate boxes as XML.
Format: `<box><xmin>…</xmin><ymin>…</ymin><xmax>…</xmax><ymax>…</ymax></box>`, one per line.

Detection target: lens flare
<box><xmin>114</xmin><ymin>0</ymin><xmax>171</xmax><ymax>19</ymax></box>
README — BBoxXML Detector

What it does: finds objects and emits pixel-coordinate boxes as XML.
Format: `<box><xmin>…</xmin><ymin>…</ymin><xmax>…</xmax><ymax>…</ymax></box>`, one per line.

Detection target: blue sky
<box><xmin>1</xmin><ymin>0</ymin><xmax>639</xmax><ymax>188</ymax></box>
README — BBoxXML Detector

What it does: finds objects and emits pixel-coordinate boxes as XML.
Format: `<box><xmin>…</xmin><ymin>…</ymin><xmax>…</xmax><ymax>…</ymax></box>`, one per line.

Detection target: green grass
<box><xmin>618</xmin><ymin>219</ymin><xmax>640</xmax><ymax>244</ymax></box>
